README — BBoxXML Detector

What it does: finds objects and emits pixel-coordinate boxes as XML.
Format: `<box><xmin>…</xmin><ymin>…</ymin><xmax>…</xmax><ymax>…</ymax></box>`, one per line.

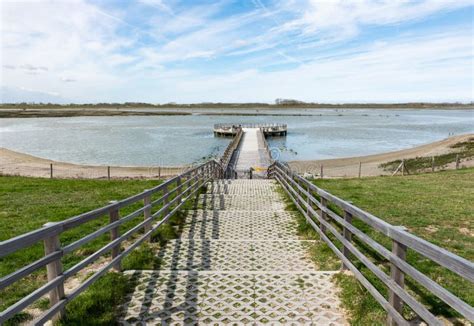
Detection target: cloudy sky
<box><xmin>0</xmin><ymin>0</ymin><xmax>473</xmax><ymax>103</ymax></box>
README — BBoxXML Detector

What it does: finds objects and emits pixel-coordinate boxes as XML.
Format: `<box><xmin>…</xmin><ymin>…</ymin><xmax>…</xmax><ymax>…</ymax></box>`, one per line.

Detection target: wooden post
<box><xmin>320</xmin><ymin>164</ymin><xmax>324</xmax><ymax>179</ymax></box>
<box><xmin>306</xmin><ymin>183</ymin><xmax>310</xmax><ymax>216</ymax></box>
<box><xmin>388</xmin><ymin>237</ymin><xmax>407</xmax><ymax>326</ymax></box>
<box><xmin>43</xmin><ymin>223</ymin><xmax>65</xmax><ymax>321</ymax></box>
<box><xmin>320</xmin><ymin>197</ymin><xmax>327</xmax><ymax>235</ymax></box>
<box><xmin>143</xmin><ymin>191</ymin><xmax>151</xmax><ymax>241</ymax></box>
<box><xmin>358</xmin><ymin>162</ymin><xmax>362</xmax><ymax>178</ymax></box>
<box><xmin>401</xmin><ymin>159</ymin><xmax>405</xmax><ymax>176</ymax></box>
<box><xmin>341</xmin><ymin>211</ymin><xmax>353</xmax><ymax>270</ymax></box>
<box><xmin>176</xmin><ymin>176</ymin><xmax>182</xmax><ymax>201</ymax></box>
<box><xmin>50</xmin><ymin>163</ymin><xmax>53</xmax><ymax>179</ymax></box>
<box><xmin>456</xmin><ymin>154</ymin><xmax>460</xmax><ymax>169</ymax></box>
<box><xmin>107</xmin><ymin>166</ymin><xmax>111</xmax><ymax>180</ymax></box>
<box><xmin>162</xmin><ymin>184</ymin><xmax>169</xmax><ymax>217</ymax></box>
<box><xmin>431</xmin><ymin>156</ymin><xmax>435</xmax><ymax>172</ymax></box>
<box><xmin>108</xmin><ymin>201</ymin><xmax>121</xmax><ymax>271</ymax></box>
<box><xmin>158</xmin><ymin>166</ymin><xmax>161</xmax><ymax>178</ymax></box>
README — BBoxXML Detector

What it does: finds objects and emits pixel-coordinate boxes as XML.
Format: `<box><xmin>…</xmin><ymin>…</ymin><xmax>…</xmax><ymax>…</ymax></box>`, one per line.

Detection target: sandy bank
<box><xmin>289</xmin><ymin>134</ymin><xmax>474</xmax><ymax>178</ymax></box>
<box><xmin>1</xmin><ymin>105</ymin><xmax>473</xmax><ymax>118</ymax></box>
<box><xmin>0</xmin><ymin>148</ymin><xmax>186</xmax><ymax>179</ymax></box>
<box><xmin>1</xmin><ymin>134</ymin><xmax>473</xmax><ymax>179</ymax></box>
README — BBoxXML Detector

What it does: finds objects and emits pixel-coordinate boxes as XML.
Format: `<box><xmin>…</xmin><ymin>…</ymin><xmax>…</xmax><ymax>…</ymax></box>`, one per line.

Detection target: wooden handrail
<box><xmin>220</xmin><ymin>128</ymin><xmax>243</xmax><ymax>178</ymax></box>
<box><xmin>0</xmin><ymin>159</ymin><xmax>220</xmax><ymax>325</ymax></box>
<box><xmin>269</xmin><ymin>161</ymin><xmax>474</xmax><ymax>324</ymax></box>
<box><xmin>214</xmin><ymin>123</ymin><xmax>287</xmax><ymax>129</ymax></box>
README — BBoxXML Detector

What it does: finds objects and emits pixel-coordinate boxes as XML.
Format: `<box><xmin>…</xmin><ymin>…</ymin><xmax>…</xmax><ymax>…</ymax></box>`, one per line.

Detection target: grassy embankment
<box><xmin>281</xmin><ymin>168</ymin><xmax>473</xmax><ymax>325</ymax></box>
<box><xmin>0</xmin><ymin>176</ymin><xmax>200</xmax><ymax>325</ymax></box>
<box><xmin>380</xmin><ymin>138</ymin><xmax>474</xmax><ymax>173</ymax></box>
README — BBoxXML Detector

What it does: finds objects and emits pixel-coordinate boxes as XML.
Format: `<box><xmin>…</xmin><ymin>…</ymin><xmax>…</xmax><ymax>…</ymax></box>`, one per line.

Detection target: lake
<box><xmin>0</xmin><ymin>109</ymin><xmax>473</xmax><ymax>166</ymax></box>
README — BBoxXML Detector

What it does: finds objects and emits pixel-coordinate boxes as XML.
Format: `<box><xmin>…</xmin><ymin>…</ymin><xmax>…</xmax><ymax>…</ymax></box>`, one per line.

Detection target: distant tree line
<box><xmin>1</xmin><ymin>100</ymin><xmax>473</xmax><ymax>109</ymax></box>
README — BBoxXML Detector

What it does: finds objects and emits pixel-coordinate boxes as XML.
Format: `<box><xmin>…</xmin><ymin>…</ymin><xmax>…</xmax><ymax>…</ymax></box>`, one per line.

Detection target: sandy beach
<box><xmin>0</xmin><ymin>148</ymin><xmax>186</xmax><ymax>179</ymax></box>
<box><xmin>1</xmin><ymin>133</ymin><xmax>472</xmax><ymax>179</ymax></box>
<box><xmin>289</xmin><ymin>133</ymin><xmax>474</xmax><ymax>178</ymax></box>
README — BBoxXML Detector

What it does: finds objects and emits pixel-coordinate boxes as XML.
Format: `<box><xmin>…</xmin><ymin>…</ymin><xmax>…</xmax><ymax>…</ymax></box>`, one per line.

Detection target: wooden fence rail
<box><xmin>0</xmin><ymin>159</ymin><xmax>222</xmax><ymax>325</ymax></box>
<box><xmin>269</xmin><ymin>161</ymin><xmax>474</xmax><ymax>325</ymax></box>
<box><xmin>220</xmin><ymin>128</ymin><xmax>243</xmax><ymax>178</ymax></box>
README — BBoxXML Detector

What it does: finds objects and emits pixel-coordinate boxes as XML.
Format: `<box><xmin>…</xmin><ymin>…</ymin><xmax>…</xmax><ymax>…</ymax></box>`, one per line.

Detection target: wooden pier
<box><xmin>215</xmin><ymin>123</ymin><xmax>285</xmax><ymax>178</ymax></box>
<box><xmin>233</xmin><ymin>127</ymin><xmax>272</xmax><ymax>178</ymax></box>
<box><xmin>214</xmin><ymin>123</ymin><xmax>287</xmax><ymax>137</ymax></box>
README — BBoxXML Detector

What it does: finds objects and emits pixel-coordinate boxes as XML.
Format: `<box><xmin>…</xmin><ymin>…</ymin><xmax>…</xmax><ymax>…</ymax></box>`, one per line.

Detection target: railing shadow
<box><xmin>127</xmin><ymin>183</ymin><xmax>225</xmax><ymax>323</ymax></box>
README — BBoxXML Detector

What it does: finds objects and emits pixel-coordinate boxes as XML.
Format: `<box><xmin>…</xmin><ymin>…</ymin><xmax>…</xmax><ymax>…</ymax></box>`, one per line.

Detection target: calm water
<box><xmin>0</xmin><ymin>109</ymin><xmax>473</xmax><ymax>166</ymax></box>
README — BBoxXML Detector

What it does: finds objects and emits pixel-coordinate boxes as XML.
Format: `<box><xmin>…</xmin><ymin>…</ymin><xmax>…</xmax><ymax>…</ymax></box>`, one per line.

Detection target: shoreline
<box><xmin>1</xmin><ymin>106</ymin><xmax>473</xmax><ymax>118</ymax></box>
<box><xmin>0</xmin><ymin>148</ymin><xmax>186</xmax><ymax>179</ymax></box>
<box><xmin>289</xmin><ymin>134</ymin><xmax>474</xmax><ymax>177</ymax></box>
<box><xmin>1</xmin><ymin>133</ymin><xmax>473</xmax><ymax>179</ymax></box>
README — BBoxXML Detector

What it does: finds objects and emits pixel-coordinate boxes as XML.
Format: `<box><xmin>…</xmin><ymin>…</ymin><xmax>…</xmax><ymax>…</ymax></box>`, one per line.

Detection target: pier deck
<box><xmin>234</xmin><ymin>128</ymin><xmax>272</xmax><ymax>178</ymax></box>
<box><xmin>214</xmin><ymin>123</ymin><xmax>287</xmax><ymax>137</ymax></box>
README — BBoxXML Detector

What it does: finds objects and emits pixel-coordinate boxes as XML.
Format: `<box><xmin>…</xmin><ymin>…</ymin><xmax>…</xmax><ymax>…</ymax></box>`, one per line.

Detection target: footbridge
<box><xmin>218</xmin><ymin>124</ymin><xmax>277</xmax><ymax>179</ymax></box>
<box><xmin>1</xmin><ymin>125</ymin><xmax>473</xmax><ymax>325</ymax></box>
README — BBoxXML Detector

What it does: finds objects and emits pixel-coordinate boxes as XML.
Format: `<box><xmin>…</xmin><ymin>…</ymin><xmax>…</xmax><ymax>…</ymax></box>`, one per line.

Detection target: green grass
<box><xmin>333</xmin><ymin>273</ymin><xmax>386</xmax><ymax>325</ymax></box>
<box><xmin>0</xmin><ymin>175</ymin><xmax>206</xmax><ymax>325</ymax></box>
<box><xmin>58</xmin><ymin>272</ymin><xmax>133</xmax><ymax>326</ymax></box>
<box><xmin>312</xmin><ymin>168</ymin><xmax>474</xmax><ymax>324</ymax></box>
<box><xmin>275</xmin><ymin>187</ymin><xmax>340</xmax><ymax>270</ymax></box>
<box><xmin>0</xmin><ymin>176</ymin><xmax>163</xmax><ymax>323</ymax></box>
<box><xmin>380</xmin><ymin>138</ymin><xmax>474</xmax><ymax>173</ymax></box>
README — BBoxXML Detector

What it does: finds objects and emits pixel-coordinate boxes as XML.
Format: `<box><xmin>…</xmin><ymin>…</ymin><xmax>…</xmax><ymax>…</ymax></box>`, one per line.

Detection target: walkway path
<box><xmin>234</xmin><ymin>128</ymin><xmax>272</xmax><ymax>178</ymax></box>
<box><xmin>120</xmin><ymin>180</ymin><xmax>347</xmax><ymax>325</ymax></box>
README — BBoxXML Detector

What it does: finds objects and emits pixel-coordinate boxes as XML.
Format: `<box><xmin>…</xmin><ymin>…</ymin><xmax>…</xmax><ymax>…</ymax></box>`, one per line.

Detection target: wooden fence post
<box><xmin>158</xmin><ymin>166</ymin><xmax>161</xmax><ymax>178</ymax></box>
<box><xmin>176</xmin><ymin>176</ymin><xmax>182</xmax><ymax>201</ymax></box>
<box><xmin>358</xmin><ymin>162</ymin><xmax>362</xmax><ymax>178</ymax></box>
<box><xmin>388</xmin><ymin>234</ymin><xmax>407</xmax><ymax>326</ymax></box>
<box><xmin>341</xmin><ymin>211</ymin><xmax>353</xmax><ymax>270</ymax></box>
<box><xmin>320</xmin><ymin>164</ymin><xmax>324</xmax><ymax>179</ymax></box>
<box><xmin>108</xmin><ymin>201</ymin><xmax>121</xmax><ymax>271</ymax></box>
<box><xmin>43</xmin><ymin>223</ymin><xmax>65</xmax><ymax>321</ymax></box>
<box><xmin>431</xmin><ymin>157</ymin><xmax>435</xmax><ymax>172</ymax></box>
<box><xmin>456</xmin><ymin>154</ymin><xmax>460</xmax><ymax>169</ymax></box>
<box><xmin>107</xmin><ymin>166</ymin><xmax>111</xmax><ymax>180</ymax></box>
<box><xmin>306</xmin><ymin>183</ymin><xmax>310</xmax><ymax>216</ymax></box>
<box><xmin>401</xmin><ymin>159</ymin><xmax>405</xmax><ymax>176</ymax></box>
<box><xmin>143</xmin><ymin>191</ymin><xmax>151</xmax><ymax>241</ymax></box>
<box><xmin>162</xmin><ymin>184</ymin><xmax>169</xmax><ymax>217</ymax></box>
<box><xmin>50</xmin><ymin>163</ymin><xmax>53</xmax><ymax>179</ymax></box>
<box><xmin>320</xmin><ymin>197</ymin><xmax>327</xmax><ymax>235</ymax></box>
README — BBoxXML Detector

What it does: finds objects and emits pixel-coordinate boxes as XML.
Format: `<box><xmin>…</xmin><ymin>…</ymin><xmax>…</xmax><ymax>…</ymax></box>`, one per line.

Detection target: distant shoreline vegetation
<box><xmin>1</xmin><ymin>99</ymin><xmax>473</xmax><ymax>109</ymax></box>
<box><xmin>0</xmin><ymin>100</ymin><xmax>472</xmax><ymax>118</ymax></box>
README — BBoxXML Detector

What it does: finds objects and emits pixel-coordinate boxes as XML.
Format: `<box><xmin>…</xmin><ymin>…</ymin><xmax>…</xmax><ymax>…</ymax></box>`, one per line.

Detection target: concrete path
<box><xmin>235</xmin><ymin>128</ymin><xmax>272</xmax><ymax>178</ymax></box>
<box><xmin>120</xmin><ymin>180</ymin><xmax>347</xmax><ymax>325</ymax></box>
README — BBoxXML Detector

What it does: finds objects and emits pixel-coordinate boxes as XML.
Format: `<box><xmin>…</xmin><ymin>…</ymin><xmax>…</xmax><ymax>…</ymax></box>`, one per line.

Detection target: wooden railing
<box><xmin>220</xmin><ymin>128</ymin><xmax>243</xmax><ymax>178</ymax></box>
<box><xmin>269</xmin><ymin>161</ymin><xmax>474</xmax><ymax>325</ymax></box>
<box><xmin>258</xmin><ymin>128</ymin><xmax>272</xmax><ymax>162</ymax></box>
<box><xmin>214</xmin><ymin>123</ymin><xmax>287</xmax><ymax>129</ymax></box>
<box><xmin>0</xmin><ymin>160</ymin><xmax>221</xmax><ymax>325</ymax></box>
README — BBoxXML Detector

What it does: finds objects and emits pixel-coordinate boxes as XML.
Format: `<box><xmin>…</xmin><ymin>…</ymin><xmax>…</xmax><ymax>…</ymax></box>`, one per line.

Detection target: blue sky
<box><xmin>1</xmin><ymin>0</ymin><xmax>473</xmax><ymax>103</ymax></box>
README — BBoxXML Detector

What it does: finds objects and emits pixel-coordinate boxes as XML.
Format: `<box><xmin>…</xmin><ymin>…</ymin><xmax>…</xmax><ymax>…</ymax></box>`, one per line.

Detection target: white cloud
<box><xmin>0</xmin><ymin>0</ymin><xmax>472</xmax><ymax>103</ymax></box>
<box><xmin>148</xmin><ymin>31</ymin><xmax>473</xmax><ymax>103</ymax></box>
<box><xmin>278</xmin><ymin>0</ymin><xmax>474</xmax><ymax>40</ymax></box>
<box><xmin>138</xmin><ymin>0</ymin><xmax>174</xmax><ymax>15</ymax></box>
<box><xmin>0</xmin><ymin>0</ymin><xmax>133</xmax><ymax>100</ymax></box>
